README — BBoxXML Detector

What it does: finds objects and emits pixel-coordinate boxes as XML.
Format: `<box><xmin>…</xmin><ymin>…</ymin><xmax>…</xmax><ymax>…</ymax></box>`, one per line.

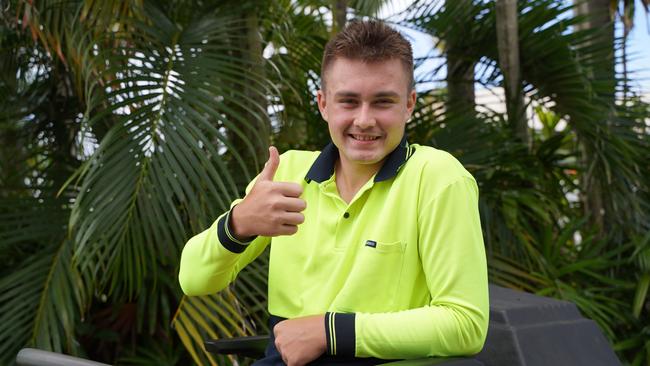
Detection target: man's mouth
<box><xmin>349</xmin><ymin>134</ymin><xmax>380</xmax><ymax>141</ymax></box>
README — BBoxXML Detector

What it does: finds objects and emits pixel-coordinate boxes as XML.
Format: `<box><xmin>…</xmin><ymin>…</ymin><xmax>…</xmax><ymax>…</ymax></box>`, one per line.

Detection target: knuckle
<box><xmin>270</xmin><ymin>216</ymin><xmax>282</xmax><ymax>226</ymax></box>
<box><xmin>279</xmin><ymin>227</ymin><xmax>291</xmax><ymax>236</ymax></box>
<box><xmin>265</xmin><ymin>182</ymin><xmax>278</xmax><ymax>194</ymax></box>
<box><xmin>269</xmin><ymin>197</ymin><xmax>284</xmax><ymax>210</ymax></box>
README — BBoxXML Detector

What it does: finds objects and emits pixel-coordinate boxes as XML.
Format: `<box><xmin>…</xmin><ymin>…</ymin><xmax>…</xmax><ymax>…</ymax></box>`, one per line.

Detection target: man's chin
<box><xmin>347</xmin><ymin>154</ymin><xmax>385</xmax><ymax>166</ymax></box>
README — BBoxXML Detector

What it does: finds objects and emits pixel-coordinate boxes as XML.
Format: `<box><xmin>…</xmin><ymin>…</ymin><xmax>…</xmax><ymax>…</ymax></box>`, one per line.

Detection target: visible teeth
<box><xmin>351</xmin><ymin>135</ymin><xmax>378</xmax><ymax>141</ymax></box>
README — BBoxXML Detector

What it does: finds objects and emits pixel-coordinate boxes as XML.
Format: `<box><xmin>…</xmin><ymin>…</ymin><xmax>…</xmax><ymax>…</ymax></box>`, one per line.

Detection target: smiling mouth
<box><xmin>349</xmin><ymin>134</ymin><xmax>380</xmax><ymax>141</ymax></box>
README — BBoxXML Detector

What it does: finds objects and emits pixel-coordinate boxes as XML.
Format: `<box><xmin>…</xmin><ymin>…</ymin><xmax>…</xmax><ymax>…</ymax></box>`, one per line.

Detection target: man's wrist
<box><xmin>229</xmin><ymin>204</ymin><xmax>255</xmax><ymax>240</ymax></box>
<box><xmin>215</xmin><ymin>206</ymin><xmax>257</xmax><ymax>254</ymax></box>
<box><xmin>324</xmin><ymin>312</ymin><xmax>356</xmax><ymax>356</ymax></box>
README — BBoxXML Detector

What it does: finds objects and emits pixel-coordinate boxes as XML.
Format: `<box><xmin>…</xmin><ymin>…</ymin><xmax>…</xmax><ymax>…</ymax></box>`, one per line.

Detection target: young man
<box><xmin>179</xmin><ymin>20</ymin><xmax>488</xmax><ymax>366</ymax></box>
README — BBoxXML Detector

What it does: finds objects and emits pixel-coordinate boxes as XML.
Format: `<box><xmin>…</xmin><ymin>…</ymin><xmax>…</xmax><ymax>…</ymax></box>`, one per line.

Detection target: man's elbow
<box><xmin>178</xmin><ymin>238</ymin><xmax>223</xmax><ymax>296</ymax></box>
<box><xmin>440</xmin><ymin>327</ymin><xmax>486</xmax><ymax>357</ymax></box>
<box><xmin>440</xmin><ymin>309</ymin><xmax>488</xmax><ymax>356</ymax></box>
<box><xmin>459</xmin><ymin>314</ymin><xmax>489</xmax><ymax>355</ymax></box>
<box><xmin>179</xmin><ymin>274</ymin><xmax>196</xmax><ymax>296</ymax></box>
<box><xmin>178</xmin><ymin>268</ymin><xmax>202</xmax><ymax>296</ymax></box>
<box><xmin>178</xmin><ymin>256</ymin><xmax>217</xmax><ymax>296</ymax></box>
<box><xmin>178</xmin><ymin>249</ymin><xmax>200</xmax><ymax>296</ymax></box>
<box><xmin>464</xmin><ymin>331</ymin><xmax>487</xmax><ymax>355</ymax></box>
<box><xmin>178</xmin><ymin>267</ymin><xmax>226</xmax><ymax>296</ymax></box>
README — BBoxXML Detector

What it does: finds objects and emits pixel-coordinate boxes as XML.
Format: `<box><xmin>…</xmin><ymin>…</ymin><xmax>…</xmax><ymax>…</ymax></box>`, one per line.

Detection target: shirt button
<box><xmin>343</xmin><ymin>212</ymin><xmax>350</xmax><ymax>219</ymax></box>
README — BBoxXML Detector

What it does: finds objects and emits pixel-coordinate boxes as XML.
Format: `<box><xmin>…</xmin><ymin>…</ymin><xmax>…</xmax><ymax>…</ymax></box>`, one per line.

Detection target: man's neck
<box><xmin>334</xmin><ymin>159</ymin><xmax>381</xmax><ymax>204</ymax></box>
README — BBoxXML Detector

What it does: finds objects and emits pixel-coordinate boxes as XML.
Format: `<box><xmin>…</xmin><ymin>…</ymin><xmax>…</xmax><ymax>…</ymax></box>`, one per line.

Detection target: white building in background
<box><xmin>474</xmin><ymin>87</ymin><xmax>568</xmax><ymax>131</ymax></box>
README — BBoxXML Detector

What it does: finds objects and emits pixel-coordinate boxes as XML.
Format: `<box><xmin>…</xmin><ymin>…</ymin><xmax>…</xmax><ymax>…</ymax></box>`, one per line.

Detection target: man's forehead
<box><xmin>327</xmin><ymin>57</ymin><xmax>403</xmax><ymax>72</ymax></box>
<box><xmin>322</xmin><ymin>57</ymin><xmax>412</xmax><ymax>92</ymax></box>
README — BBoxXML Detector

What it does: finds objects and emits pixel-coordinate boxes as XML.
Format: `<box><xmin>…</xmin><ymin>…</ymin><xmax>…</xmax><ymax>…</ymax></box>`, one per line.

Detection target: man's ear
<box><xmin>317</xmin><ymin>89</ymin><xmax>328</xmax><ymax>121</ymax></box>
<box><xmin>406</xmin><ymin>89</ymin><xmax>416</xmax><ymax>120</ymax></box>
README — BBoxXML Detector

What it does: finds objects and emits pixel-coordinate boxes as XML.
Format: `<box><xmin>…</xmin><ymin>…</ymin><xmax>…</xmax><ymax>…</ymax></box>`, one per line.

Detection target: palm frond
<box><xmin>0</xmin><ymin>236</ymin><xmax>87</xmax><ymax>364</ymax></box>
<box><xmin>173</xmin><ymin>289</ymin><xmax>258</xmax><ymax>366</ymax></box>
<box><xmin>69</xmin><ymin>4</ymin><xmax>274</xmax><ymax>300</ymax></box>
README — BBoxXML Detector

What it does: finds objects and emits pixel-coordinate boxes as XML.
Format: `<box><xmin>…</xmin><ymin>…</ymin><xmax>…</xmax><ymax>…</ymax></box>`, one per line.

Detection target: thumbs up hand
<box><xmin>230</xmin><ymin>146</ymin><xmax>306</xmax><ymax>239</ymax></box>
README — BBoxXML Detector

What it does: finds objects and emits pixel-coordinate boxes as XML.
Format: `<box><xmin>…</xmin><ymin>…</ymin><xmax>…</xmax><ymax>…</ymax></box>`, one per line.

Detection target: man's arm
<box><xmin>324</xmin><ymin>177</ymin><xmax>489</xmax><ymax>359</ymax></box>
<box><xmin>179</xmin><ymin>147</ymin><xmax>306</xmax><ymax>296</ymax></box>
<box><xmin>178</xmin><ymin>208</ymin><xmax>270</xmax><ymax>296</ymax></box>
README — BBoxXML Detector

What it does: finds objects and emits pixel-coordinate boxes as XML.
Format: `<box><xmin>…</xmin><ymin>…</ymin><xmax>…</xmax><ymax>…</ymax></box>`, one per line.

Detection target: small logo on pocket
<box><xmin>365</xmin><ymin>240</ymin><xmax>377</xmax><ymax>248</ymax></box>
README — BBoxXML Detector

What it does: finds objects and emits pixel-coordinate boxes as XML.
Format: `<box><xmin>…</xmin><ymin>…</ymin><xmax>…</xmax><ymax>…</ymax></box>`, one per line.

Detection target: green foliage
<box><xmin>0</xmin><ymin>0</ymin><xmax>648</xmax><ymax>365</ymax></box>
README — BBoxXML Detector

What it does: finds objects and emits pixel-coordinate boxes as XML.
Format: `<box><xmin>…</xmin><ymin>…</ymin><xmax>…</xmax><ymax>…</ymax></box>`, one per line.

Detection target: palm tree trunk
<box><xmin>622</xmin><ymin>19</ymin><xmax>630</xmax><ymax>102</ymax></box>
<box><xmin>582</xmin><ymin>0</ymin><xmax>616</xmax><ymax>95</ymax></box>
<box><xmin>574</xmin><ymin>0</ymin><xmax>616</xmax><ymax>235</ymax></box>
<box><xmin>332</xmin><ymin>0</ymin><xmax>348</xmax><ymax>34</ymax></box>
<box><xmin>445</xmin><ymin>0</ymin><xmax>475</xmax><ymax>120</ymax></box>
<box><xmin>496</xmin><ymin>0</ymin><xmax>528</xmax><ymax>147</ymax></box>
<box><xmin>244</xmin><ymin>13</ymin><xmax>270</xmax><ymax>165</ymax></box>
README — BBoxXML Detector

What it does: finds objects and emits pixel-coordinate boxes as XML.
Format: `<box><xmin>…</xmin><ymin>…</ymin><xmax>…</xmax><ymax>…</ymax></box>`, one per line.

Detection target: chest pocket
<box><xmin>333</xmin><ymin>241</ymin><xmax>406</xmax><ymax>313</ymax></box>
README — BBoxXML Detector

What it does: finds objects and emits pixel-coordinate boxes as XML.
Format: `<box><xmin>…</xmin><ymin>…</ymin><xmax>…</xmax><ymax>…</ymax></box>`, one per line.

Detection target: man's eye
<box><xmin>340</xmin><ymin>99</ymin><xmax>357</xmax><ymax>105</ymax></box>
<box><xmin>375</xmin><ymin>99</ymin><xmax>394</xmax><ymax>105</ymax></box>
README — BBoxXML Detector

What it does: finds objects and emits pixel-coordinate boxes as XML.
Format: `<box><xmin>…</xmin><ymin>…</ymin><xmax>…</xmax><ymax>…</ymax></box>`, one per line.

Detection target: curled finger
<box><xmin>282</xmin><ymin>212</ymin><xmax>305</xmax><ymax>226</ymax></box>
<box><xmin>279</xmin><ymin>224</ymin><xmax>299</xmax><ymax>235</ymax></box>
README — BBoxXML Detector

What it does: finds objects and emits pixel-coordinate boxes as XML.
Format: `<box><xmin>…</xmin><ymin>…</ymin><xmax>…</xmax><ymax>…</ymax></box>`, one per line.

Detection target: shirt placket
<box><xmin>324</xmin><ymin>178</ymin><xmax>375</xmax><ymax>252</ymax></box>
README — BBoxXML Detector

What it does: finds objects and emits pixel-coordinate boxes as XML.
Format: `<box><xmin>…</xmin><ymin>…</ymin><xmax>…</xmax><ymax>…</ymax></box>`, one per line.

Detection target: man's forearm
<box><xmin>178</xmin><ymin>209</ymin><xmax>270</xmax><ymax>296</ymax></box>
<box><xmin>353</xmin><ymin>303</ymin><xmax>488</xmax><ymax>359</ymax></box>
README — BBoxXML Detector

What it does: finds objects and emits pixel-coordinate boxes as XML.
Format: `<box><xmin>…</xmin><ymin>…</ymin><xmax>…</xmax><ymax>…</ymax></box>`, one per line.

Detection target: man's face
<box><xmin>317</xmin><ymin>57</ymin><xmax>416</xmax><ymax>173</ymax></box>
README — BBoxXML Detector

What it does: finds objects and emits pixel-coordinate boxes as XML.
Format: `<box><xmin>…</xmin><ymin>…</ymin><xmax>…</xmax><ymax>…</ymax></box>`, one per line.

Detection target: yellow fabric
<box><xmin>179</xmin><ymin>144</ymin><xmax>489</xmax><ymax>359</ymax></box>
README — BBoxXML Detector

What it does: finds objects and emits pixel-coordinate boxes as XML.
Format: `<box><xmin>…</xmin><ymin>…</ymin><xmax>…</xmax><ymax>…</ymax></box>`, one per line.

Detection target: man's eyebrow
<box><xmin>374</xmin><ymin>91</ymin><xmax>400</xmax><ymax>98</ymax></box>
<box><xmin>333</xmin><ymin>91</ymin><xmax>400</xmax><ymax>98</ymax></box>
<box><xmin>334</xmin><ymin>91</ymin><xmax>360</xmax><ymax>98</ymax></box>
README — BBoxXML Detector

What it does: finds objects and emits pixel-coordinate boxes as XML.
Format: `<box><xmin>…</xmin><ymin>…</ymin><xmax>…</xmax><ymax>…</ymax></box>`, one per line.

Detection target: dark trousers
<box><xmin>252</xmin><ymin>316</ymin><xmax>394</xmax><ymax>366</ymax></box>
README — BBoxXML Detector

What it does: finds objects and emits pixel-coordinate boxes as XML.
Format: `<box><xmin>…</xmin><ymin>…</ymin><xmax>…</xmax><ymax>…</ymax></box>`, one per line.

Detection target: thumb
<box><xmin>259</xmin><ymin>146</ymin><xmax>280</xmax><ymax>181</ymax></box>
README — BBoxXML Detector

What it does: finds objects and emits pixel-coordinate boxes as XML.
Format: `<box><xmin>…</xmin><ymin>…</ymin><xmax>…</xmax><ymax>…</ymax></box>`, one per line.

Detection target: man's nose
<box><xmin>353</xmin><ymin>103</ymin><xmax>376</xmax><ymax>129</ymax></box>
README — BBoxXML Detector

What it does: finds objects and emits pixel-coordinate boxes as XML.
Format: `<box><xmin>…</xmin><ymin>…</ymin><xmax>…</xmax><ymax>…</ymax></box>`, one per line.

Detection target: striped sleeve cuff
<box><xmin>324</xmin><ymin>312</ymin><xmax>356</xmax><ymax>356</ymax></box>
<box><xmin>216</xmin><ymin>207</ymin><xmax>256</xmax><ymax>253</ymax></box>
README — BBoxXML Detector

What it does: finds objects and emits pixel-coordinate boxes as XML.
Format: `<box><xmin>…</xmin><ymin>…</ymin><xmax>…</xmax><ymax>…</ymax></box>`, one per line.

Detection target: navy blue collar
<box><xmin>305</xmin><ymin>135</ymin><xmax>410</xmax><ymax>183</ymax></box>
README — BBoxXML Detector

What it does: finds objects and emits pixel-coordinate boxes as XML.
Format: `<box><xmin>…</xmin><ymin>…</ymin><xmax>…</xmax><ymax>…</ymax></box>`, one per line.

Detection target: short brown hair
<box><xmin>321</xmin><ymin>20</ymin><xmax>414</xmax><ymax>91</ymax></box>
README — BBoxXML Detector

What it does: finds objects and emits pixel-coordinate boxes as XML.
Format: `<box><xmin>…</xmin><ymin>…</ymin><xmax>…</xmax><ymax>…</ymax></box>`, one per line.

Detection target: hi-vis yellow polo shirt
<box><xmin>179</xmin><ymin>137</ymin><xmax>489</xmax><ymax>360</ymax></box>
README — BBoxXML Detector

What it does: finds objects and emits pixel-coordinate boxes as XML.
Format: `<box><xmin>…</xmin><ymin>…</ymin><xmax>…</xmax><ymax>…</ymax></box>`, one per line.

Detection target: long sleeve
<box><xmin>178</xmin><ymin>150</ymin><xmax>311</xmax><ymax>297</ymax></box>
<box><xmin>179</xmin><ymin>199</ymin><xmax>271</xmax><ymax>296</ymax></box>
<box><xmin>326</xmin><ymin>177</ymin><xmax>489</xmax><ymax>359</ymax></box>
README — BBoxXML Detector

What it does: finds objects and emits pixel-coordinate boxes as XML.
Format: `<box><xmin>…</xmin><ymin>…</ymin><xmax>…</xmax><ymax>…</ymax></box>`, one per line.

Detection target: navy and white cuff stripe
<box><xmin>216</xmin><ymin>208</ymin><xmax>256</xmax><ymax>253</ymax></box>
<box><xmin>324</xmin><ymin>312</ymin><xmax>356</xmax><ymax>356</ymax></box>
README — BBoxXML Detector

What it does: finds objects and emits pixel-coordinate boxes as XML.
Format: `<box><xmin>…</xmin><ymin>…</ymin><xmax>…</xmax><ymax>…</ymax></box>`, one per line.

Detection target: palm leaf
<box><xmin>69</xmin><ymin>4</ymin><xmax>273</xmax><ymax>298</ymax></box>
<box><xmin>0</xmin><ymin>12</ymin><xmax>90</xmax><ymax>360</ymax></box>
<box><xmin>61</xmin><ymin>2</ymin><xmax>280</xmax><ymax>363</ymax></box>
<box><xmin>0</xmin><ymin>215</ymin><xmax>87</xmax><ymax>364</ymax></box>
